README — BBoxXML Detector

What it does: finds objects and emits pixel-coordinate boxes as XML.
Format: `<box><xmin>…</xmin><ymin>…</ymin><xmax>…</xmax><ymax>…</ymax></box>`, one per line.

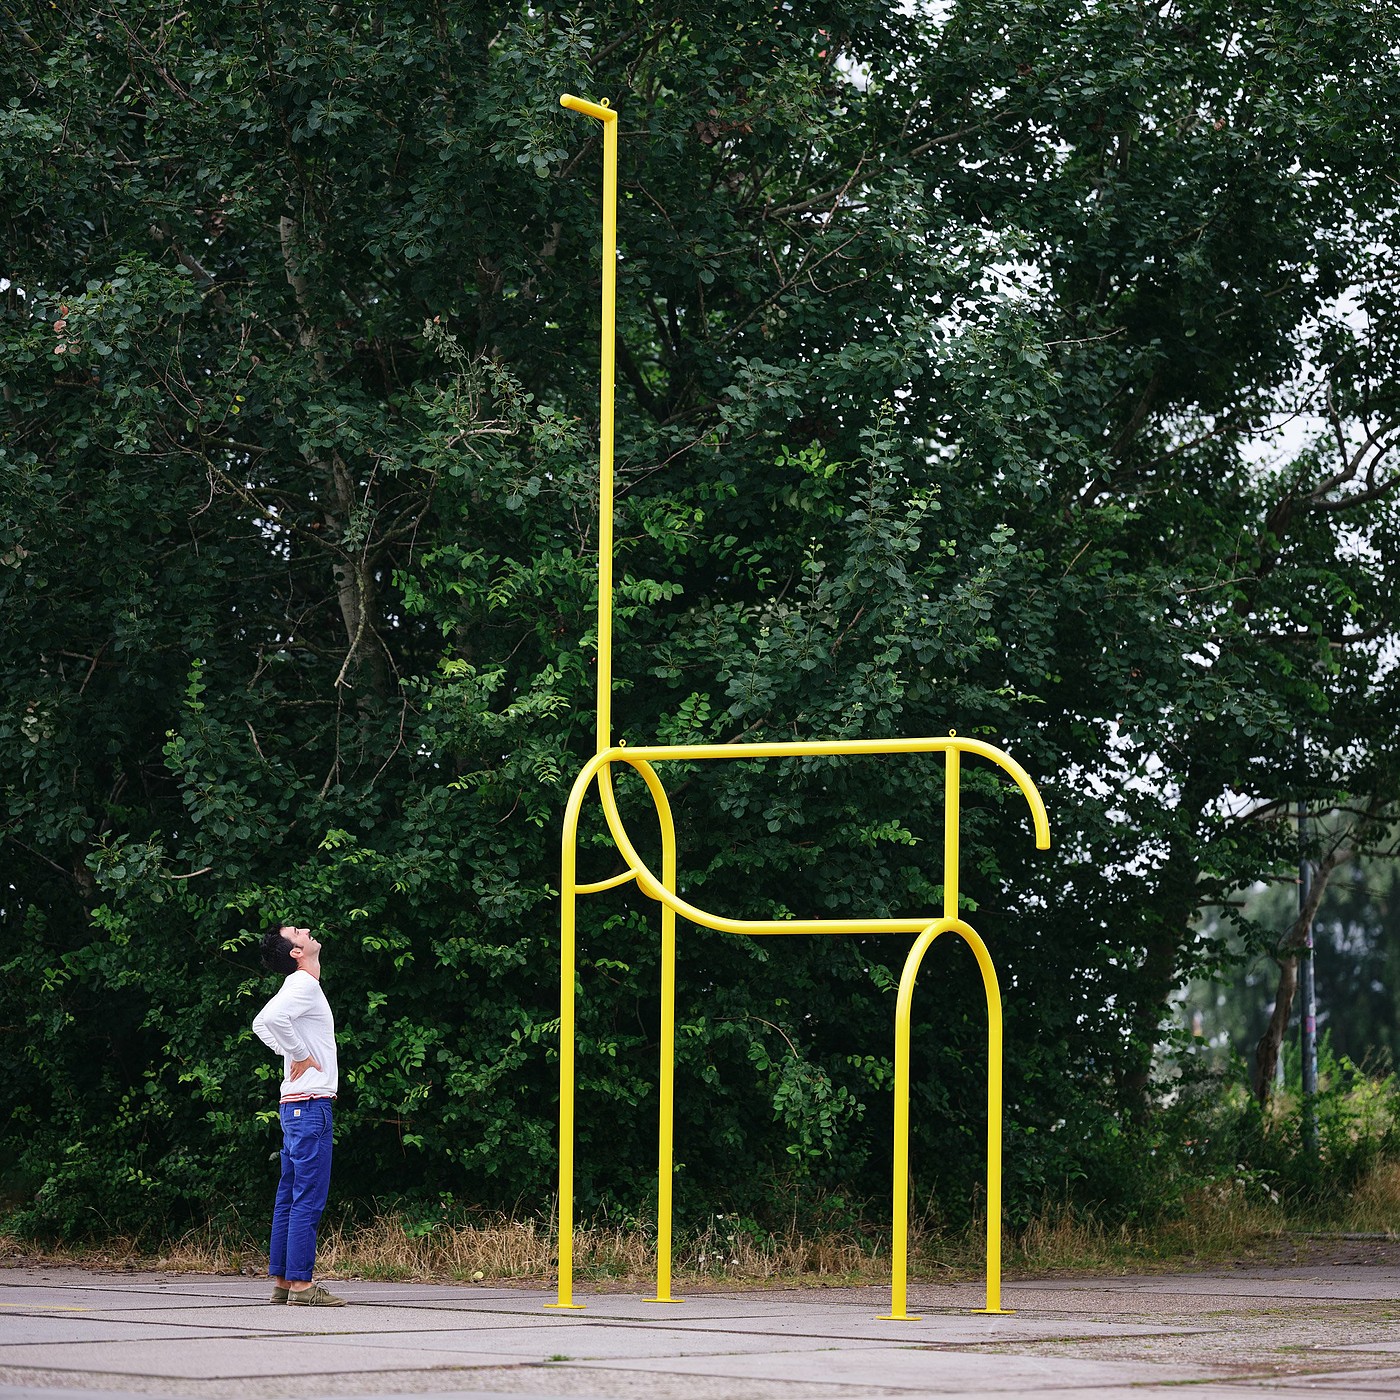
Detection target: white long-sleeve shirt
<box><xmin>252</xmin><ymin>970</ymin><xmax>338</xmax><ymax>1100</ymax></box>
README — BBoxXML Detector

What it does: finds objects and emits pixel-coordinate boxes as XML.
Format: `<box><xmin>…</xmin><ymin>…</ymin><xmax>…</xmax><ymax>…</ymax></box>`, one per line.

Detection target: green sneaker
<box><xmin>270</xmin><ymin>1285</ymin><xmax>290</xmax><ymax>1303</ymax></box>
<box><xmin>287</xmin><ymin>1283</ymin><xmax>346</xmax><ymax>1306</ymax></box>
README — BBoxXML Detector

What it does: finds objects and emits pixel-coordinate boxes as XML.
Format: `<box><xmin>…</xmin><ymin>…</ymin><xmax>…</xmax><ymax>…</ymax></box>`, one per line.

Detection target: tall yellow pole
<box><xmin>597</xmin><ymin>108</ymin><xmax>617</xmax><ymax>752</ymax></box>
<box><xmin>553</xmin><ymin>95</ymin><xmax>618</xmax><ymax>1313</ymax></box>
<box><xmin>559</xmin><ymin>93</ymin><xmax>618</xmax><ymax>754</ymax></box>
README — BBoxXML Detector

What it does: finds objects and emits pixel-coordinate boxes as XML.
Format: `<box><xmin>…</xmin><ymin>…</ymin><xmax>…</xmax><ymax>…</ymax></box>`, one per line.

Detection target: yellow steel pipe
<box><xmin>576</xmin><ymin>868</ymin><xmax>640</xmax><ymax>895</ymax></box>
<box><xmin>880</xmin><ymin>918</ymin><xmax>1009</xmax><ymax>1321</ymax></box>
<box><xmin>547</xmin><ymin>757</ymin><xmax>608</xmax><ymax>1309</ymax></box>
<box><xmin>551</xmin><ymin>88</ymin><xmax>620</xmax><ymax>1311</ymax></box>
<box><xmin>628</xmin><ymin>760</ymin><xmax>682</xmax><ymax>1304</ymax></box>
<box><xmin>944</xmin><ymin>742</ymin><xmax>961</xmax><ymax>922</ymax></box>
<box><xmin>559</xmin><ymin>92</ymin><xmax>618</xmax><ymax>755</ymax></box>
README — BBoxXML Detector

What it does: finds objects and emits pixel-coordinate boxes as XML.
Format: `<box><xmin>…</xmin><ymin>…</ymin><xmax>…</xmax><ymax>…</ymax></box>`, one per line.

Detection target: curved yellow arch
<box><xmin>880</xmin><ymin>918</ymin><xmax>1009</xmax><ymax>1320</ymax></box>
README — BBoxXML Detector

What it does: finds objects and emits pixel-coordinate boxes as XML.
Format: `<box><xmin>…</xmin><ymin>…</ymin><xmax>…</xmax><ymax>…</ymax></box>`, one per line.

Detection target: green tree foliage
<box><xmin>3</xmin><ymin>0</ymin><xmax>1398</xmax><ymax>1238</ymax></box>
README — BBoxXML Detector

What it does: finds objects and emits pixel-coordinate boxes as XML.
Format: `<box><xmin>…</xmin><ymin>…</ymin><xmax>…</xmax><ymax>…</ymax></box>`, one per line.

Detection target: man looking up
<box><xmin>252</xmin><ymin>922</ymin><xmax>345</xmax><ymax>1306</ymax></box>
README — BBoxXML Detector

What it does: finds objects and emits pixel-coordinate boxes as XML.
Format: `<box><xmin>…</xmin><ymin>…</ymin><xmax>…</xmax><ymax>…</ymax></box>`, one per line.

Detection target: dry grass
<box><xmin>1006</xmin><ymin>1204</ymin><xmax>1127</xmax><ymax>1274</ymax></box>
<box><xmin>1006</xmin><ymin>1176</ymin><xmax>1338</xmax><ymax>1276</ymax></box>
<box><xmin>317</xmin><ymin>1214</ymin><xmax>640</xmax><ymax>1282</ymax></box>
<box><xmin>316</xmin><ymin>1212</ymin><xmax>884</xmax><ymax>1285</ymax></box>
<box><xmin>678</xmin><ymin>1213</ymin><xmax>882</xmax><ymax>1284</ymax></box>
<box><xmin>1344</xmin><ymin>1159</ymin><xmax>1400</xmax><ymax>1234</ymax></box>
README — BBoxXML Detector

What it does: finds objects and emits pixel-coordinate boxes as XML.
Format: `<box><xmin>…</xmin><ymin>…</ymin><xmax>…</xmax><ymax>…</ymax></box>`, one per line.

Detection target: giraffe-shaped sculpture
<box><xmin>548</xmin><ymin>94</ymin><xmax>1050</xmax><ymax>1323</ymax></box>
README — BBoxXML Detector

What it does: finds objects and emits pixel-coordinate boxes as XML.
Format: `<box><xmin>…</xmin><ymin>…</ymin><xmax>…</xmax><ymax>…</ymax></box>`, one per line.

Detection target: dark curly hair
<box><xmin>259</xmin><ymin>924</ymin><xmax>297</xmax><ymax>975</ymax></box>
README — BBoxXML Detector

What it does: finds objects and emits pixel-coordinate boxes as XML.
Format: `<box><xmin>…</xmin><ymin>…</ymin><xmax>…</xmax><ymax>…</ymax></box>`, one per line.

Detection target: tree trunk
<box><xmin>1120</xmin><ymin>770</ymin><xmax>1212</xmax><ymax>1118</ymax></box>
<box><xmin>279</xmin><ymin>215</ymin><xmax>389</xmax><ymax>698</ymax></box>
<box><xmin>1252</xmin><ymin>953</ymin><xmax>1298</xmax><ymax>1103</ymax></box>
<box><xmin>1252</xmin><ymin>840</ymin><xmax>1350</xmax><ymax>1105</ymax></box>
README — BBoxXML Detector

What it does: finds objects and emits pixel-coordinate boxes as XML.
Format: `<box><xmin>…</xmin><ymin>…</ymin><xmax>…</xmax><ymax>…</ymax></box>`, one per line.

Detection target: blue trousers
<box><xmin>268</xmin><ymin>1098</ymin><xmax>333</xmax><ymax>1282</ymax></box>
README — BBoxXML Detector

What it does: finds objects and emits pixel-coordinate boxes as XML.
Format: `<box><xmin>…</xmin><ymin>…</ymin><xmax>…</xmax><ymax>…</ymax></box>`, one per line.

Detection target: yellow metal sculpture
<box><xmin>550</xmin><ymin>93</ymin><xmax>1051</xmax><ymax>1323</ymax></box>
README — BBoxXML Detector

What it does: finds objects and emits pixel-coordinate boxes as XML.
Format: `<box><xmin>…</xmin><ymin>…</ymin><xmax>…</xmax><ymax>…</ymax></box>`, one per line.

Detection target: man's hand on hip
<box><xmin>289</xmin><ymin>1055</ymin><xmax>321</xmax><ymax>1081</ymax></box>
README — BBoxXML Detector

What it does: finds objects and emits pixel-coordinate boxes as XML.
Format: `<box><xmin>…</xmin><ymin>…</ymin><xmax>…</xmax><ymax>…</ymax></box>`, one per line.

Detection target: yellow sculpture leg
<box><xmin>881</xmin><ymin>924</ymin><xmax>936</xmax><ymax>1323</ymax></box>
<box><xmin>548</xmin><ymin>866</ymin><xmax>583</xmax><ymax>1308</ymax></box>
<box><xmin>882</xmin><ymin>919</ymin><xmax>1013</xmax><ymax>1320</ymax></box>
<box><xmin>964</xmin><ymin>928</ymin><xmax>1012</xmax><ymax>1315</ymax></box>
<box><xmin>632</xmin><ymin>761</ymin><xmax>683</xmax><ymax>1304</ymax></box>
<box><xmin>549</xmin><ymin>757</ymin><xmax>613</xmax><ymax>1310</ymax></box>
<box><xmin>555</xmin><ymin>755</ymin><xmax>686</xmax><ymax>1308</ymax></box>
<box><xmin>646</xmin><ymin>899</ymin><xmax>680</xmax><ymax>1303</ymax></box>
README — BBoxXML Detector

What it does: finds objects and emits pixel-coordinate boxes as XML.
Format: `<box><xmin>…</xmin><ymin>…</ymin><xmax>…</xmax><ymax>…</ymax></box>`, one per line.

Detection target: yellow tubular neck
<box><xmin>559</xmin><ymin>94</ymin><xmax>619</xmax><ymax>756</ymax></box>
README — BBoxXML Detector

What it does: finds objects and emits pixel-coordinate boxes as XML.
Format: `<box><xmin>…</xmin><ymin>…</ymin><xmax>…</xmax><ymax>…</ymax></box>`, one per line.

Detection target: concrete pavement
<box><xmin>1</xmin><ymin>1262</ymin><xmax>1397</xmax><ymax>1399</ymax></box>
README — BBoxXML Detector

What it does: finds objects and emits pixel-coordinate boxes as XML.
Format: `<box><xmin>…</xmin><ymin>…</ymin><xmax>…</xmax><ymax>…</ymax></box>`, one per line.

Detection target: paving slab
<box><xmin>1257</xmin><ymin>1366</ymin><xmax>1400</xmax><ymax>1389</ymax></box>
<box><xmin>1011</xmin><ymin>1270</ymin><xmax>1400</xmax><ymax>1302</ymax></box>
<box><xmin>0</xmin><ymin>1288</ymin><xmax>246</xmax><ymax>1313</ymax></box>
<box><xmin>48</xmin><ymin>1304</ymin><xmax>593</xmax><ymax>1335</ymax></box>
<box><xmin>0</xmin><ymin>1276</ymin><xmax>521</xmax><ymax>1310</ymax></box>
<box><xmin>0</xmin><ymin>1389</ymin><xmax>161</xmax><ymax>1400</ymax></box>
<box><xmin>0</xmin><ymin>1392</ymin><xmax>594</xmax><ymax>1400</ymax></box>
<box><xmin>629</xmin><ymin>1309</ymin><xmax>1203</xmax><ymax>1342</ymax></box>
<box><xmin>568</xmin><ymin>1344</ymin><xmax>1217</xmax><ymax>1391</ymax></box>
<box><xmin>0</xmin><ymin>1317</ymin><xmax>277</xmax><ymax>1345</ymax></box>
<box><xmin>515</xmin><ymin>1296</ymin><xmax>812</xmax><ymax>1321</ymax></box>
<box><xmin>330</xmin><ymin>1325</ymin><xmax>893</xmax><ymax>1361</ymax></box>
<box><xmin>0</xmin><ymin>1337</ymin><xmax>530</xmax><ymax>1380</ymax></box>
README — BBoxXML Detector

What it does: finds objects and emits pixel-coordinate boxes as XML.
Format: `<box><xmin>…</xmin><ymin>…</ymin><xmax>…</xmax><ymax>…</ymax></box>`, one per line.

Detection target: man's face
<box><xmin>281</xmin><ymin>925</ymin><xmax>321</xmax><ymax>961</ymax></box>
